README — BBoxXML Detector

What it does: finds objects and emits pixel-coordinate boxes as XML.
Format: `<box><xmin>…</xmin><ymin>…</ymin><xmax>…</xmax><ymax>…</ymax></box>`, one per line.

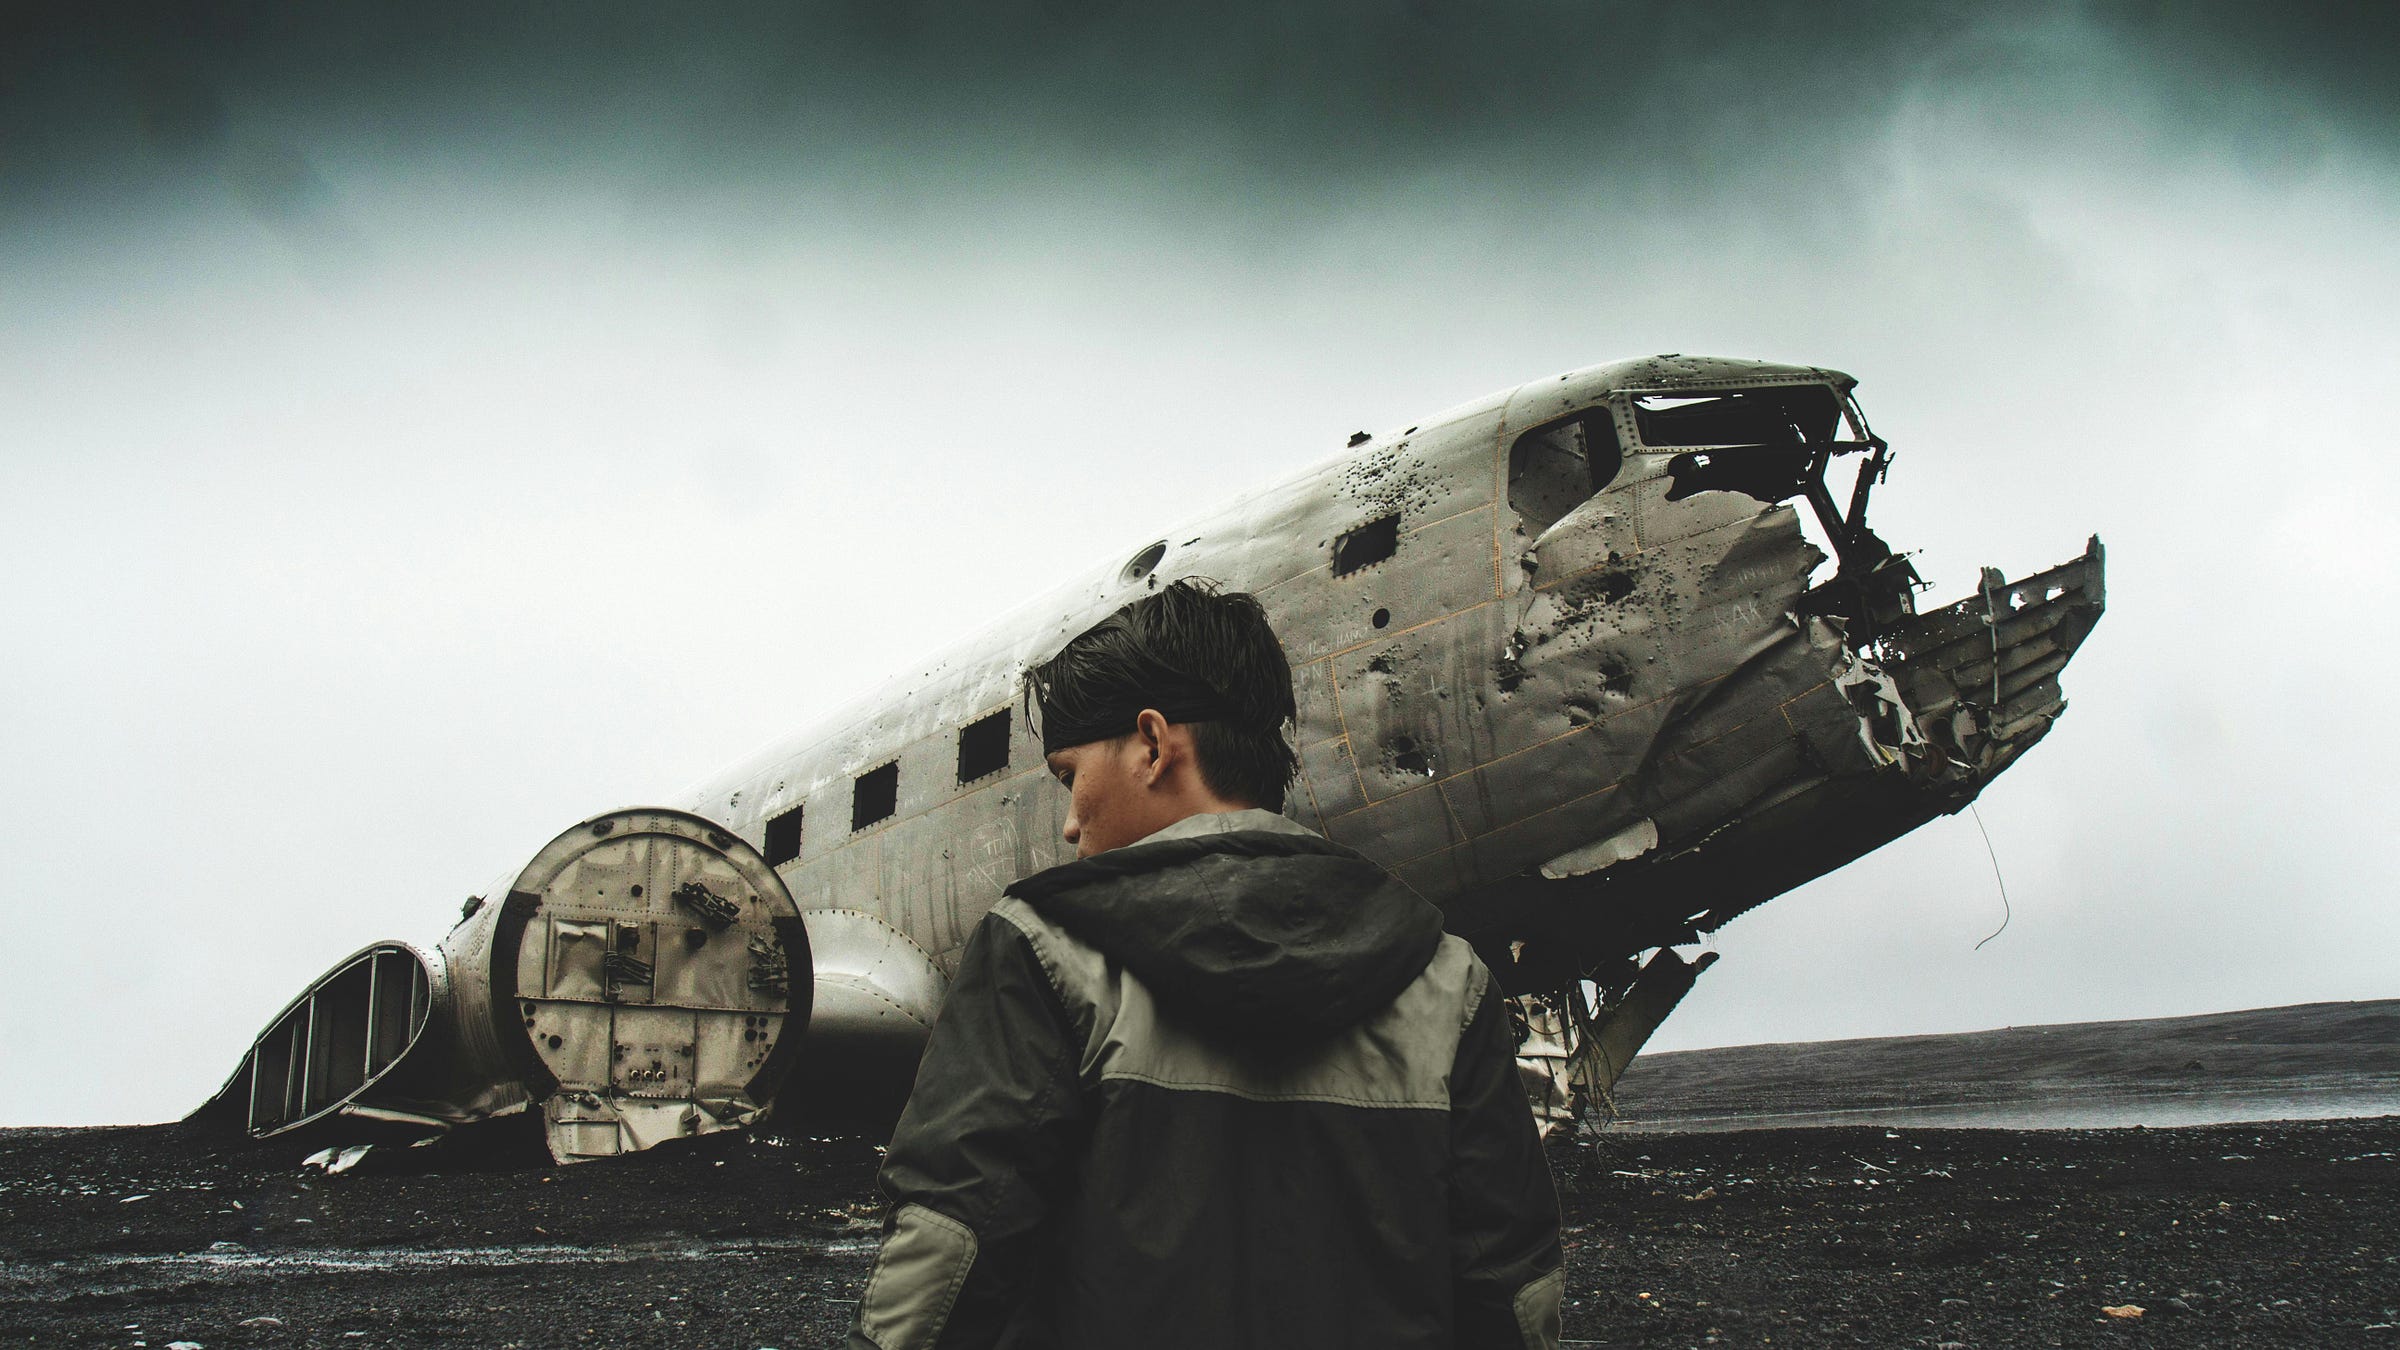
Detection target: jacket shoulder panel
<box><xmin>1095</xmin><ymin>931</ymin><xmax>1487</xmax><ymax>1109</ymax></box>
<box><xmin>994</xmin><ymin>903</ymin><xmax>1491</xmax><ymax>1109</ymax></box>
<box><xmin>989</xmin><ymin>896</ymin><xmax>1121</xmax><ymax>1078</ymax></box>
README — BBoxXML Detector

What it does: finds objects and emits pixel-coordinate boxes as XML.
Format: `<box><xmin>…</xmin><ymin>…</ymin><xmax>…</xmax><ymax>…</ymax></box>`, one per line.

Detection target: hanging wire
<box><xmin>1970</xmin><ymin>803</ymin><xmax>2011</xmax><ymax>950</ymax></box>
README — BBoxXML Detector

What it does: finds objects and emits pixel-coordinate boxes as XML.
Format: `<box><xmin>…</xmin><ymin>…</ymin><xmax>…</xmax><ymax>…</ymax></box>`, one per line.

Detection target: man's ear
<box><xmin>1133</xmin><ymin>708</ymin><xmax>1171</xmax><ymax>785</ymax></box>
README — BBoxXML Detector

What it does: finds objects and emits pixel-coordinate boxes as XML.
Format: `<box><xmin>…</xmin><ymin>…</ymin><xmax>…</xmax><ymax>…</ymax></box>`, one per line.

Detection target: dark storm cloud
<box><xmin>2095</xmin><ymin>2</ymin><xmax>2400</xmax><ymax>146</ymax></box>
<box><xmin>8</xmin><ymin>0</ymin><xmax>2398</xmax><ymax>1130</ymax></box>
<box><xmin>3</xmin><ymin>0</ymin><xmax>2390</xmax><ymax>223</ymax></box>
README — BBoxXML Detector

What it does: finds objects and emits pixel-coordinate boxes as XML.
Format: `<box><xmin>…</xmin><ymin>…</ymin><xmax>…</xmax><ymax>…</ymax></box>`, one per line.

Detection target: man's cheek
<box><xmin>1068</xmin><ymin>792</ymin><xmax>1096</xmax><ymax>854</ymax></box>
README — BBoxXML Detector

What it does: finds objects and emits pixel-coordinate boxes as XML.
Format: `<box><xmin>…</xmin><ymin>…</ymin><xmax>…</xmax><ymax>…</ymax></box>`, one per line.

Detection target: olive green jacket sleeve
<box><xmin>847</xmin><ymin>913</ymin><xmax>1087</xmax><ymax>1350</ymax></box>
<box><xmin>1447</xmin><ymin>986</ymin><xmax>1566</xmax><ymax>1349</ymax></box>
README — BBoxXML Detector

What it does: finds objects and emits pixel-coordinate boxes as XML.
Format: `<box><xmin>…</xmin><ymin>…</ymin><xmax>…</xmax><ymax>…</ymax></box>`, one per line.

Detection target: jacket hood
<box><xmin>1003</xmin><ymin>828</ymin><xmax>1447</xmax><ymax>1039</ymax></box>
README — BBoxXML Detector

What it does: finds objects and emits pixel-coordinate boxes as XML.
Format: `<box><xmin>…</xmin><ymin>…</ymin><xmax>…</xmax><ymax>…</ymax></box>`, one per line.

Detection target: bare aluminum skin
<box><xmin>198</xmin><ymin>354</ymin><xmax>2105</xmax><ymax>1154</ymax></box>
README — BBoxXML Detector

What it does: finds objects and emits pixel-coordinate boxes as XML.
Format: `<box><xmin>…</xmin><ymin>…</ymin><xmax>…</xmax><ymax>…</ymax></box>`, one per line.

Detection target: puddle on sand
<box><xmin>1605</xmin><ymin>1086</ymin><xmax>2400</xmax><ymax>1135</ymax></box>
<box><xmin>0</xmin><ymin>1234</ymin><xmax>879</xmax><ymax>1297</ymax></box>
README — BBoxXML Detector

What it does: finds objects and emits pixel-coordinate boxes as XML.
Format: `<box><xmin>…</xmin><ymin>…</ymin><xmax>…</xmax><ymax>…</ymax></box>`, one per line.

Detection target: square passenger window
<box><xmin>1333</xmin><ymin>514</ymin><xmax>1400</xmax><ymax>577</ymax></box>
<box><xmin>763</xmin><ymin>804</ymin><xmax>803</xmax><ymax>868</ymax></box>
<box><xmin>852</xmin><ymin>762</ymin><xmax>899</xmax><ymax>831</ymax></box>
<box><xmin>957</xmin><ymin>709</ymin><xmax>1011</xmax><ymax>784</ymax></box>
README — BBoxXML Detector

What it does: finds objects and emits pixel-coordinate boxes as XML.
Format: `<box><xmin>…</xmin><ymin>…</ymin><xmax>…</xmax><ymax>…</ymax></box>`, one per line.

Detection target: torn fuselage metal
<box><xmin>196</xmin><ymin>355</ymin><xmax>2104</xmax><ymax>1151</ymax></box>
<box><xmin>1440</xmin><ymin>366</ymin><xmax>2104</xmax><ymax>1119</ymax></box>
<box><xmin>187</xmin><ymin>942</ymin><xmax>440</xmax><ymax>1140</ymax></box>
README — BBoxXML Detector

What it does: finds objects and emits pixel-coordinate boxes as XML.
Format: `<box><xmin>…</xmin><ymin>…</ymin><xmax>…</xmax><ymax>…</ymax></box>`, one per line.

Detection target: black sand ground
<box><xmin>7</xmin><ymin>1000</ymin><xmax>2396</xmax><ymax>1348</ymax></box>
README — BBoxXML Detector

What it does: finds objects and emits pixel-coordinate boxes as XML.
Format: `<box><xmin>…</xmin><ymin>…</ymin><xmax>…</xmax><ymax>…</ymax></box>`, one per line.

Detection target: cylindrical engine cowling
<box><xmin>436</xmin><ymin>807</ymin><xmax>811</xmax><ymax>1161</ymax></box>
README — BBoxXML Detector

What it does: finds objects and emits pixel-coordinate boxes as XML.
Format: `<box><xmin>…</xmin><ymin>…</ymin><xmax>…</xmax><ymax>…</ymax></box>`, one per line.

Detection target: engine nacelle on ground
<box><xmin>197</xmin><ymin>808</ymin><xmax>812</xmax><ymax>1162</ymax></box>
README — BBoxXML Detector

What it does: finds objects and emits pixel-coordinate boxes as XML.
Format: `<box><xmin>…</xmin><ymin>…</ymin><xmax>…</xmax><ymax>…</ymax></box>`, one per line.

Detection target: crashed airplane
<box><xmin>195</xmin><ymin>355</ymin><xmax>2104</xmax><ymax>1159</ymax></box>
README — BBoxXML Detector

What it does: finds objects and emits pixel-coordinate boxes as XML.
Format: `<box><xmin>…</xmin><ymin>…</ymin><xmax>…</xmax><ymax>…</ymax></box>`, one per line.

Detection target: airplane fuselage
<box><xmin>198</xmin><ymin>355</ymin><xmax>2104</xmax><ymax>1155</ymax></box>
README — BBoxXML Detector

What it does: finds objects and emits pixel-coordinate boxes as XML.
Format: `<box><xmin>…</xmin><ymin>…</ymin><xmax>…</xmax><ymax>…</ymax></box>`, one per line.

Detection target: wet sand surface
<box><xmin>12</xmin><ymin>1000</ymin><xmax>2397</xmax><ymax>1347</ymax></box>
<box><xmin>4</xmin><ymin>1114</ymin><xmax>2396</xmax><ymax>1348</ymax></box>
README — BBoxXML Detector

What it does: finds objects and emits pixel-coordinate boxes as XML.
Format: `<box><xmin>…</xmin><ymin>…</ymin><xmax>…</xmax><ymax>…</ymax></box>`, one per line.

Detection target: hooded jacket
<box><xmin>846</xmin><ymin>810</ymin><xmax>1563</xmax><ymax>1350</ymax></box>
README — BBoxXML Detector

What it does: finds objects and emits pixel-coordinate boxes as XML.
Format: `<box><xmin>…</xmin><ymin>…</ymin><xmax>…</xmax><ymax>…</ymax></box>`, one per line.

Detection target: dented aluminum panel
<box><xmin>200</xmin><ymin>355</ymin><xmax>2103</xmax><ymax>1151</ymax></box>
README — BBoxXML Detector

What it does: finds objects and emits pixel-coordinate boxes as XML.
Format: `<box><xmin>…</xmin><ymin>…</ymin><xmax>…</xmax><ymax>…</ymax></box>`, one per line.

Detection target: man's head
<box><xmin>1023</xmin><ymin>579</ymin><xmax>1300</xmax><ymax>857</ymax></box>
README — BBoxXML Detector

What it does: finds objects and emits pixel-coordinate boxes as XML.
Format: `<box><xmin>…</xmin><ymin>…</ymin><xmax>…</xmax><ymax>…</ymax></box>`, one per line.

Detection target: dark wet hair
<box><xmin>1022</xmin><ymin>579</ymin><xmax>1300</xmax><ymax>812</ymax></box>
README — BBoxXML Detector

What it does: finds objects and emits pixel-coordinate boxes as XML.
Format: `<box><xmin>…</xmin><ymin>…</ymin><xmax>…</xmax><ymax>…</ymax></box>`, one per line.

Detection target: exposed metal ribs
<box><xmin>236</xmin><ymin>944</ymin><xmax>432</xmax><ymax>1137</ymax></box>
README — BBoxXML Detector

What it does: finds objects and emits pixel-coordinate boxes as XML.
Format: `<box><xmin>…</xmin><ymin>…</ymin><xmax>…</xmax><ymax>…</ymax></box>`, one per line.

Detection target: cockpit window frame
<box><xmin>1620</xmin><ymin>382</ymin><xmax>1870</xmax><ymax>453</ymax></box>
<box><xmin>1506</xmin><ymin>406</ymin><xmax>1627</xmax><ymax>537</ymax></box>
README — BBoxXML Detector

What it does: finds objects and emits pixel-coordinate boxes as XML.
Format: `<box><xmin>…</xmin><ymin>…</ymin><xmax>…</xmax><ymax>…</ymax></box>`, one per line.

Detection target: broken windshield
<box><xmin>1631</xmin><ymin>385</ymin><xmax>1849</xmax><ymax>449</ymax></box>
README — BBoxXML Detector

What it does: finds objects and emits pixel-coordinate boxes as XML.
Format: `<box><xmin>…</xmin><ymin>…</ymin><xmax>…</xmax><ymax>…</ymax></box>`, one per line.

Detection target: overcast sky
<box><xmin>5</xmin><ymin>2</ymin><xmax>2395</xmax><ymax>1126</ymax></box>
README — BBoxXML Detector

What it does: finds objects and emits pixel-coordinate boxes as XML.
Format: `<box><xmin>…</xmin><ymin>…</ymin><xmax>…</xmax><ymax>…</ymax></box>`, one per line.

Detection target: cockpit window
<box><xmin>1631</xmin><ymin>385</ymin><xmax>1846</xmax><ymax>449</ymax></box>
<box><xmin>1508</xmin><ymin>410</ymin><xmax>1624</xmax><ymax>535</ymax></box>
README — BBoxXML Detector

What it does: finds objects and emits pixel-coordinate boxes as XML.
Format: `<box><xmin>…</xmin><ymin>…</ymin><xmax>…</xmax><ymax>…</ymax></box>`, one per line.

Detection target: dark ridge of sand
<box><xmin>1610</xmin><ymin>998</ymin><xmax>2400</xmax><ymax>1130</ymax></box>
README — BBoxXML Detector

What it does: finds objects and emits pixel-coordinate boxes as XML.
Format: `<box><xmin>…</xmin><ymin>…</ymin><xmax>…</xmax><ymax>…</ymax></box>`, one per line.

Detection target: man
<box><xmin>847</xmin><ymin>580</ymin><xmax>1562</xmax><ymax>1349</ymax></box>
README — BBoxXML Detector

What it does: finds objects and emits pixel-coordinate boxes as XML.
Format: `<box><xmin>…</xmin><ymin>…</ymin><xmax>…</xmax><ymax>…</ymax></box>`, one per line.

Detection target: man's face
<box><xmin>1045</xmin><ymin>732</ymin><xmax>1163</xmax><ymax>858</ymax></box>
